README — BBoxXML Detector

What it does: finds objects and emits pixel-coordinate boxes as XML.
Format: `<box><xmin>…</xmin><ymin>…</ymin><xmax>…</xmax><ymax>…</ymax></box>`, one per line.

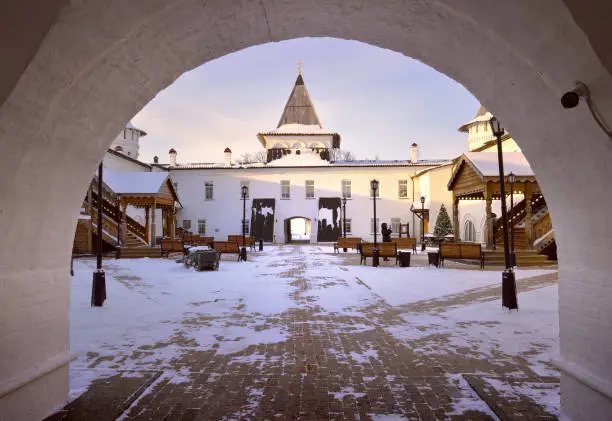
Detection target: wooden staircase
<box><xmin>494</xmin><ymin>227</ymin><xmax>529</xmax><ymax>250</ymax></box>
<box><xmin>484</xmin><ymin>249</ymin><xmax>556</xmax><ymax>267</ymax></box>
<box><xmin>117</xmin><ymin>247</ymin><xmax>163</xmax><ymax>258</ymax></box>
<box><xmin>74</xmin><ymin>189</ymin><xmax>149</xmax><ymax>254</ymax></box>
<box><xmin>492</xmin><ymin>194</ymin><xmax>557</xmax><ymax>262</ymax></box>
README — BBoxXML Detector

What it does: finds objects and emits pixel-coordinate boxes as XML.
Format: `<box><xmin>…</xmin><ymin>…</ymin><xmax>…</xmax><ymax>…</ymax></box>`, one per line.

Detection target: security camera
<box><xmin>561</xmin><ymin>81</ymin><xmax>589</xmax><ymax>109</ymax></box>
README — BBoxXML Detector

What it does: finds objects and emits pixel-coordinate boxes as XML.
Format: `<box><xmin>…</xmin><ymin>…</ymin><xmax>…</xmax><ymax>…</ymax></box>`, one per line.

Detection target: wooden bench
<box><xmin>333</xmin><ymin>237</ymin><xmax>362</xmax><ymax>253</ymax></box>
<box><xmin>391</xmin><ymin>237</ymin><xmax>417</xmax><ymax>253</ymax></box>
<box><xmin>184</xmin><ymin>235</ymin><xmax>214</xmax><ymax>247</ymax></box>
<box><xmin>212</xmin><ymin>241</ymin><xmax>241</xmax><ymax>260</ymax></box>
<box><xmin>228</xmin><ymin>235</ymin><xmax>257</xmax><ymax>251</ymax></box>
<box><xmin>360</xmin><ymin>242</ymin><xmax>398</xmax><ymax>264</ymax></box>
<box><xmin>160</xmin><ymin>238</ymin><xmax>186</xmax><ymax>257</ymax></box>
<box><xmin>439</xmin><ymin>242</ymin><xmax>485</xmax><ymax>269</ymax></box>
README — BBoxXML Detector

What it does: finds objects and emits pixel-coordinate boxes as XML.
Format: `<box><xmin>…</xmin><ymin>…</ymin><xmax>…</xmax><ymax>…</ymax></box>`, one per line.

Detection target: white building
<box><xmin>90</xmin><ymin>73</ymin><xmax>551</xmax><ymax>254</ymax></box>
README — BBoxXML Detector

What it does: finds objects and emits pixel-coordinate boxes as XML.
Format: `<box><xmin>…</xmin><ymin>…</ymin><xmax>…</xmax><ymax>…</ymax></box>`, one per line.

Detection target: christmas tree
<box><xmin>433</xmin><ymin>204</ymin><xmax>453</xmax><ymax>238</ymax></box>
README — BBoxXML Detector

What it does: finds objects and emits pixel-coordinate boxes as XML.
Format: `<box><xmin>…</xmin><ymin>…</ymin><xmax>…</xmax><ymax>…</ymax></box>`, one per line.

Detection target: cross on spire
<box><xmin>297</xmin><ymin>61</ymin><xmax>303</xmax><ymax>75</ymax></box>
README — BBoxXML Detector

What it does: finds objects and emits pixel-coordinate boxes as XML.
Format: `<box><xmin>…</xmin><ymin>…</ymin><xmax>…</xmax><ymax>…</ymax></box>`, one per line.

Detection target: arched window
<box><xmin>464</xmin><ymin>219</ymin><xmax>476</xmax><ymax>242</ymax></box>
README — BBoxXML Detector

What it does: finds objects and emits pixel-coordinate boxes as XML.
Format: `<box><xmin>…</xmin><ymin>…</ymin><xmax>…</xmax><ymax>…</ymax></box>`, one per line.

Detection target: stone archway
<box><xmin>2</xmin><ymin>1</ymin><xmax>612</xmax><ymax>420</ymax></box>
<box><xmin>284</xmin><ymin>216</ymin><xmax>312</xmax><ymax>243</ymax></box>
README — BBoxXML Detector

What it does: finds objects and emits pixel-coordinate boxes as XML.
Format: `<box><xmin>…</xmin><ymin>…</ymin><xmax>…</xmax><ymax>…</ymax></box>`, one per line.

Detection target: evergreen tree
<box><xmin>434</xmin><ymin>204</ymin><xmax>453</xmax><ymax>238</ymax></box>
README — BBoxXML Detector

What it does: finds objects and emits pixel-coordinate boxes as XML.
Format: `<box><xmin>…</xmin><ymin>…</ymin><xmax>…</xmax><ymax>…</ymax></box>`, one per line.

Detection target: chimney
<box><xmin>224</xmin><ymin>147</ymin><xmax>232</xmax><ymax>168</ymax></box>
<box><xmin>169</xmin><ymin>148</ymin><xmax>177</xmax><ymax>167</ymax></box>
<box><xmin>153</xmin><ymin>156</ymin><xmax>159</xmax><ymax>164</ymax></box>
<box><xmin>410</xmin><ymin>143</ymin><xmax>418</xmax><ymax>164</ymax></box>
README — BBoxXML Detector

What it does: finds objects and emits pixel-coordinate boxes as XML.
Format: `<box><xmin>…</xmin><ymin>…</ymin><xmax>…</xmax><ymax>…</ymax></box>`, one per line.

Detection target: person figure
<box><xmin>381</xmin><ymin>222</ymin><xmax>392</xmax><ymax>261</ymax></box>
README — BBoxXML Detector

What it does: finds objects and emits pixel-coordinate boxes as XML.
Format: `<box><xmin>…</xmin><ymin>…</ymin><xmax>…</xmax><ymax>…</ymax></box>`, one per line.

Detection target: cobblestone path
<box><xmin>48</xmin><ymin>246</ymin><xmax>559</xmax><ymax>421</ymax></box>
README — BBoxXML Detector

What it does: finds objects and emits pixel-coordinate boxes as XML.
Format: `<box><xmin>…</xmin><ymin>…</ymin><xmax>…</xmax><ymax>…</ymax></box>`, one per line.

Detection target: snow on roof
<box><xmin>466</xmin><ymin>152</ymin><xmax>534</xmax><ymax>177</ymax></box>
<box><xmin>266</xmin><ymin>152</ymin><xmax>330</xmax><ymax>167</ymax></box>
<box><xmin>163</xmin><ymin>158</ymin><xmax>450</xmax><ymax>170</ymax></box>
<box><xmin>259</xmin><ymin>123</ymin><xmax>338</xmax><ymax>136</ymax></box>
<box><xmin>334</xmin><ymin>159</ymin><xmax>450</xmax><ymax>167</ymax></box>
<box><xmin>103</xmin><ymin>167</ymin><xmax>170</xmax><ymax>194</ymax></box>
<box><xmin>458</xmin><ymin>105</ymin><xmax>493</xmax><ymax>132</ymax></box>
<box><xmin>125</xmin><ymin>121</ymin><xmax>147</xmax><ymax>136</ymax></box>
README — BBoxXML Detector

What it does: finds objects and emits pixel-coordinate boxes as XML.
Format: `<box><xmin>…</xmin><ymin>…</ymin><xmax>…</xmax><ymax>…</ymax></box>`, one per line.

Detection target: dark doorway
<box><xmin>251</xmin><ymin>198</ymin><xmax>275</xmax><ymax>242</ymax></box>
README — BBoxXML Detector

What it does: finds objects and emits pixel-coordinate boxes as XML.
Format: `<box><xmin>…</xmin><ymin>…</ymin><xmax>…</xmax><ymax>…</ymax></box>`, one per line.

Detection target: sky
<box><xmin>133</xmin><ymin>37</ymin><xmax>480</xmax><ymax>164</ymax></box>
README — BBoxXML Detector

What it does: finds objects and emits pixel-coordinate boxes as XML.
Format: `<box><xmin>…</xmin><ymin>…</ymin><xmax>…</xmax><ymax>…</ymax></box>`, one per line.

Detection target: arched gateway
<box><xmin>2</xmin><ymin>1</ymin><xmax>612</xmax><ymax>420</ymax></box>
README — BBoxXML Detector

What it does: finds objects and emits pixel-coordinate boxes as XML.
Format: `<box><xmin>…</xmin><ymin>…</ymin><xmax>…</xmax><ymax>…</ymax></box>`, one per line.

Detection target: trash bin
<box><xmin>398</xmin><ymin>251</ymin><xmax>411</xmax><ymax>267</ymax></box>
<box><xmin>427</xmin><ymin>252</ymin><xmax>440</xmax><ymax>268</ymax></box>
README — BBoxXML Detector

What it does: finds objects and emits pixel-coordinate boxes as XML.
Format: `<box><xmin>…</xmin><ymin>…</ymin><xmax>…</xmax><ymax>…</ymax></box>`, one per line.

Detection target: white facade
<box><xmin>171</xmin><ymin>164</ymin><xmax>441</xmax><ymax>243</ymax></box>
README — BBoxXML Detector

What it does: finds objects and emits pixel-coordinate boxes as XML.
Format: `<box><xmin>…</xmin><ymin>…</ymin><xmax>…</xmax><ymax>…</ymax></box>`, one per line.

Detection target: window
<box><xmin>370</xmin><ymin>218</ymin><xmax>380</xmax><ymax>234</ymax></box>
<box><xmin>197</xmin><ymin>219</ymin><xmax>206</xmax><ymax>234</ymax></box>
<box><xmin>205</xmin><ymin>181</ymin><xmax>214</xmax><ymax>200</ymax></box>
<box><xmin>241</xmin><ymin>219</ymin><xmax>250</xmax><ymax>234</ymax></box>
<box><xmin>341</xmin><ymin>218</ymin><xmax>352</xmax><ymax>234</ymax></box>
<box><xmin>464</xmin><ymin>220</ymin><xmax>476</xmax><ymax>242</ymax></box>
<box><xmin>240</xmin><ymin>181</ymin><xmax>250</xmax><ymax>198</ymax></box>
<box><xmin>182</xmin><ymin>220</ymin><xmax>191</xmax><ymax>230</ymax></box>
<box><xmin>281</xmin><ymin>180</ymin><xmax>290</xmax><ymax>199</ymax></box>
<box><xmin>341</xmin><ymin>179</ymin><xmax>351</xmax><ymax>198</ymax></box>
<box><xmin>305</xmin><ymin>180</ymin><xmax>315</xmax><ymax>198</ymax></box>
<box><xmin>391</xmin><ymin>218</ymin><xmax>401</xmax><ymax>235</ymax></box>
<box><xmin>398</xmin><ymin>180</ymin><xmax>408</xmax><ymax>198</ymax></box>
<box><xmin>370</xmin><ymin>182</ymin><xmax>380</xmax><ymax>198</ymax></box>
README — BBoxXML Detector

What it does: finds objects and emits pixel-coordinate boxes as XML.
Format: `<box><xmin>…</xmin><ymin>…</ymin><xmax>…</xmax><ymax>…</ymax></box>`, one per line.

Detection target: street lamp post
<box><xmin>371</xmin><ymin>179</ymin><xmax>379</xmax><ymax>267</ymax></box>
<box><xmin>508</xmin><ymin>172</ymin><xmax>516</xmax><ymax>267</ymax></box>
<box><xmin>490</xmin><ymin>116</ymin><xmax>518</xmax><ymax>310</ymax></box>
<box><xmin>91</xmin><ymin>162</ymin><xmax>106</xmax><ymax>307</ymax></box>
<box><xmin>420</xmin><ymin>196</ymin><xmax>426</xmax><ymax>252</ymax></box>
<box><xmin>240</xmin><ymin>184</ymin><xmax>248</xmax><ymax>262</ymax></box>
<box><xmin>342</xmin><ymin>196</ymin><xmax>348</xmax><ymax>252</ymax></box>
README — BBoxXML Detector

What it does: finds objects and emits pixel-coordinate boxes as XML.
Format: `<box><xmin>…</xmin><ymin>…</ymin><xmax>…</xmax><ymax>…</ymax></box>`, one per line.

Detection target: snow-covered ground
<box><xmin>70</xmin><ymin>245</ymin><xmax>559</xmax><ymax>417</ymax></box>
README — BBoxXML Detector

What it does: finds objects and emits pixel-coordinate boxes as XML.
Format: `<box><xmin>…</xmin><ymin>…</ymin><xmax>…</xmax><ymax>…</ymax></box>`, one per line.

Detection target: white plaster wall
<box><xmin>102</xmin><ymin>152</ymin><xmax>151</xmax><ymax>173</ymax></box>
<box><xmin>172</xmin><ymin>165</ymin><xmax>429</xmax><ymax>243</ymax></box>
<box><xmin>2</xmin><ymin>1</ymin><xmax>612</xmax><ymax>419</ymax></box>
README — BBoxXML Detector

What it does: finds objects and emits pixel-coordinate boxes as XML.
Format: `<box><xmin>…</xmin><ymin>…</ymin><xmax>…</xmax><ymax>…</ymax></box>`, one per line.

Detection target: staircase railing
<box><xmin>87</xmin><ymin>191</ymin><xmax>147</xmax><ymax>241</ymax></box>
<box><xmin>493</xmin><ymin>194</ymin><xmax>547</xmax><ymax>240</ymax></box>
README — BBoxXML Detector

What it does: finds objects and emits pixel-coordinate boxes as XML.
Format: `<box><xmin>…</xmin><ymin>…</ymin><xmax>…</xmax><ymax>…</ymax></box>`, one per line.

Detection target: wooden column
<box><xmin>161</xmin><ymin>207</ymin><xmax>166</xmax><ymax>238</ymax></box>
<box><xmin>120</xmin><ymin>200</ymin><xmax>128</xmax><ymax>247</ymax></box>
<box><xmin>170</xmin><ymin>205</ymin><xmax>176</xmax><ymax>239</ymax></box>
<box><xmin>485</xmin><ymin>185</ymin><xmax>494</xmax><ymax>249</ymax></box>
<box><xmin>144</xmin><ymin>206</ymin><xmax>150</xmax><ymax>244</ymax></box>
<box><xmin>524</xmin><ymin>182</ymin><xmax>534</xmax><ymax>248</ymax></box>
<box><xmin>452</xmin><ymin>192</ymin><xmax>460</xmax><ymax>240</ymax></box>
<box><xmin>150</xmin><ymin>200</ymin><xmax>157</xmax><ymax>246</ymax></box>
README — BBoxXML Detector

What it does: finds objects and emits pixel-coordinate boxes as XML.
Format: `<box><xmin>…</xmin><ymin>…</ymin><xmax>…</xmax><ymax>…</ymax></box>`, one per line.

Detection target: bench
<box><xmin>391</xmin><ymin>237</ymin><xmax>417</xmax><ymax>254</ymax></box>
<box><xmin>212</xmin><ymin>241</ymin><xmax>241</xmax><ymax>260</ymax></box>
<box><xmin>184</xmin><ymin>235</ymin><xmax>214</xmax><ymax>247</ymax></box>
<box><xmin>228</xmin><ymin>235</ymin><xmax>257</xmax><ymax>251</ymax></box>
<box><xmin>333</xmin><ymin>237</ymin><xmax>362</xmax><ymax>253</ymax></box>
<box><xmin>439</xmin><ymin>242</ymin><xmax>485</xmax><ymax>269</ymax></box>
<box><xmin>160</xmin><ymin>238</ymin><xmax>186</xmax><ymax>257</ymax></box>
<box><xmin>360</xmin><ymin>242</ymin><xmax>398</xmax><ymax>265</ymax></box>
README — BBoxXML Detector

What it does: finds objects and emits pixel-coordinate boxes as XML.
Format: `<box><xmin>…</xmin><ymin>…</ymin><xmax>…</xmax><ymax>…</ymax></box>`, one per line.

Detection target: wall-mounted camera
<box><xmin>561</xmin><ymin>81</ymin><xmax>589</xmax><ymax>109</ymax></box>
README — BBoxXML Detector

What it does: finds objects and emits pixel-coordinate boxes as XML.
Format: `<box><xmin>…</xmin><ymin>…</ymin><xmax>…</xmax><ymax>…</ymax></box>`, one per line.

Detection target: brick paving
<box><xmin>49</xmin><ymin>245</ymin><xmax>559</xmax><ymax>420</ymax></box>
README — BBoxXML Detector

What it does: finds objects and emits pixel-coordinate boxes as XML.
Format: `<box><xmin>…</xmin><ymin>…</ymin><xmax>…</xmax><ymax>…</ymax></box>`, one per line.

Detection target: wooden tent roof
<box><xmin>100</xmin><ymin>167</ymin><xmax>181</xmax><ymax>207</ymax></box>
<box><xmin>448</xmin><ymin>153</ymin><xmax>539</xmax><ymax>199</ymax></box>
<box><xmin>276</xmin><ymin>73</ymin><xmax>322</xmax><ymax>128</ymax></box>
